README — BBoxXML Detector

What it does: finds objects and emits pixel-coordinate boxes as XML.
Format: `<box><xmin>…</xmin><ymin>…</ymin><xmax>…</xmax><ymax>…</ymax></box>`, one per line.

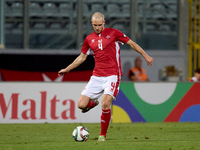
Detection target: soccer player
<box><xmin>58</xmin><ymin>12</ymin><xmax>154</xmax><ymax>141</ymax></box>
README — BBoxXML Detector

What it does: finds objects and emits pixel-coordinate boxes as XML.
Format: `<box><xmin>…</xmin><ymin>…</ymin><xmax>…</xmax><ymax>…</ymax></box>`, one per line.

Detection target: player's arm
<box><xmin>126</xmin><ymin>39</ymin><xmax>154</xmax><ymax>66</ymax></box>
<box><xmin>58</xmin><ymin>52</ymin><xmax>88</xmax><ymax>76</ymax></box>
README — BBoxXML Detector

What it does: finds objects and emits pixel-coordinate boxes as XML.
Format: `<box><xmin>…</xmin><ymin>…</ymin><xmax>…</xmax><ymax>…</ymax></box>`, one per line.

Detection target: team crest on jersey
<box><xmin>106</xmin><ymin>35</ymin><xmax>110</xmax><ymax>39</ymax></box>
<box><xmin>91</xmin><ymin>39</ymin><xmax>95</xmax><ymax>43</ymax></box>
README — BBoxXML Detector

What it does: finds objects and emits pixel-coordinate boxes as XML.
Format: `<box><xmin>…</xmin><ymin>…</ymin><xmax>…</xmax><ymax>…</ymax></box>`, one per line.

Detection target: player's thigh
<box><xmin>104</xmin><ymin>75</ymin><xmax>120</xmax><ymax>99</ymax></box>
<box><xmin>78</xmin><ymin>95</ymin><xmax>91</xmax><ymax>109</ymax></box>
<box><xmin>81</xmin><ymin>76</ymin><xmax>104</xmax><ymax>100</ymax></box>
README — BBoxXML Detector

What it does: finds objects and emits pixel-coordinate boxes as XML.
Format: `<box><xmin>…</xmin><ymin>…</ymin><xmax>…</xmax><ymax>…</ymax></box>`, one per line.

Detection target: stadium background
<box><xmin>0</xmin><ymin>0</ymin><xmax>200</xmax><ymax>123</ymax></box>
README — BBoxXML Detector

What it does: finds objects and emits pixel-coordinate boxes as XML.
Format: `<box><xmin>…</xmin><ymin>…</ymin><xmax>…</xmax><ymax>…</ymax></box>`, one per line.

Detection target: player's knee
<box><xmin>78</xmin><ymin>100</ymin><xmax>86</xmax><ymax>109</ymax></box>
<box><xmin>77</xmin><ymin>95</ymin><xmax>90</xmax><ymax>109</ymax></box>
<box><xmin>101</xmin><ymin>94</ymin><xmax>113</xmax><ymax>110</ymax></box>
<box><xmin>101</xmin><ymin>101</ymin><xmax>110</xmax><ymax>110</ymax></box>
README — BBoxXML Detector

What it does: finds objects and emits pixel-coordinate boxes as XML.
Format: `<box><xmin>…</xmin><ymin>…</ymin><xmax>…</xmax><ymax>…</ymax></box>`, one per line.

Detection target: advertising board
<box><xmin>0</xmin><ymin>82</ymin><xmax>101</xmax><ymax>123</ymax></box>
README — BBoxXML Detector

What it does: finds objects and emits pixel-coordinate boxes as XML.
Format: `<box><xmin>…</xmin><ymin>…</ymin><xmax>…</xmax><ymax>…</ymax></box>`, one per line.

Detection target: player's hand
<box><xmin>58</xmin><ymin>69</ymin><xmax>67</xmax><ymax>77</ymax></box>
<box><xmin>145</xmin><ymin>56</ymin><xmax>154</xmax><ymax>66</ymax></box>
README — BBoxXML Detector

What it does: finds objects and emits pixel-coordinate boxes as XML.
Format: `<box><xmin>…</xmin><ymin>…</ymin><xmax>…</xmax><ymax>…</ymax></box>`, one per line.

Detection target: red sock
<box><xmin>100</xmin><ymin>109</ymin><xmax>111</xmax><ymax>137</ymax></box>
<box><xmin>86</xmin><ymin>101</ymin><xmax>96</xmax><ymax>108</ymax></box>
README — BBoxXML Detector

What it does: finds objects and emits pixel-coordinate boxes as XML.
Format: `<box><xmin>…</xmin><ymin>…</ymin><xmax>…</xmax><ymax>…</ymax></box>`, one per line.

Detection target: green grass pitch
<box><xmin>0</xmin><ymin>123</ymin><xmax>200</xmax><ymax>150</ymax></box>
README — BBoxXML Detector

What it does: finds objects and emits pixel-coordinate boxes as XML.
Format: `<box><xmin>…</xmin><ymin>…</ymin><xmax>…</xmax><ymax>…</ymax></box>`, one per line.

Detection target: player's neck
<box><xmin>96</xmin><ymin>27</ymin><xmax>105</xmax><ymax>35</ymax></box>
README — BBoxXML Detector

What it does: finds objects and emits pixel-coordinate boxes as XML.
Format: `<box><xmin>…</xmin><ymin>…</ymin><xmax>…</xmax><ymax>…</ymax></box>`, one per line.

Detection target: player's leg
<box><xmin>77</xmin><ymin>95</ymin><xmax>91</xmax><ymax>109</ymax></box>
<box><xmin>79</xmin><ymin>76</ymin><xmax>102</xmax><ymax>113</ymax></box>
<box><xmin>101</xmin><ymin>94</ymin><xmax>113</xmax><ymax>110</ymax></box>
<box><xmin>98</xmin><ymin>75</ymin><xmax>120</xmax><ymax>141</ymax></box>
<box><xmin>98</xmin><ymin>94</ymin><xmax>113</xmax><ymax>141</ymax></box>
<box><xmin>78</xmin><ymin>95</ymin><xmax>99</xmax><ymax>113</ymax></box>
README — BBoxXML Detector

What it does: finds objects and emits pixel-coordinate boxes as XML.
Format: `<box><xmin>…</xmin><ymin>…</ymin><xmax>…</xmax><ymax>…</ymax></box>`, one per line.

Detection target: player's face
<box><xmin>91</xmin><ymin>19</ymin><xmax>105</xmax><ymax>34</ymax></box>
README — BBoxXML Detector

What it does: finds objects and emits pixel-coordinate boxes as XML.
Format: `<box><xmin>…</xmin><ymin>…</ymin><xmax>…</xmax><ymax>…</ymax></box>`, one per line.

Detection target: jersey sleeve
<box><xmin>114</xmin><ymin>29</ymin><xmax>130</xmax><ymax>44</ymax></box>
<box><xmin>81</xmin><ymin>37</ymin><xmax>91</xmax><ymax>55</ymax></box>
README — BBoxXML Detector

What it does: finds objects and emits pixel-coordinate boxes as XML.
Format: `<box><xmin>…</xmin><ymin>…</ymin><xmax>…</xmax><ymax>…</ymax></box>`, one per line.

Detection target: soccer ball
<box><xmin>72</xmin><ymin>126</ymin><xmax>89</xmax><ymax>142</ymax></box>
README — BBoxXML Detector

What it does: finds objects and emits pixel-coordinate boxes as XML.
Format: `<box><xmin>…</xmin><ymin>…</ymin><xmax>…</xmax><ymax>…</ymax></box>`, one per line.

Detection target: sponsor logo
<box><xmin>98</xmin><ymin>39</ymin><xmax>102</xmax><ymax>43</ymax></box>
<box><xmin>0</xmin><ymin>91</ymin><xmax>76</xmax><ymax>120</ymax></box>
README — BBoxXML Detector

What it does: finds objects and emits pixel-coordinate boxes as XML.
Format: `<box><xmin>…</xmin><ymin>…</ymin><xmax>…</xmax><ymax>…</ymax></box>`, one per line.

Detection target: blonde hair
<box><xmin>91</xmin><ymin>12</ymin><xmax>105</xmax><ymax>21</ymax></box>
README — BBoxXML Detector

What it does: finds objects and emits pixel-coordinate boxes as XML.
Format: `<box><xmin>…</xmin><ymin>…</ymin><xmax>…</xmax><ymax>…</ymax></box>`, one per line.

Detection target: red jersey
<box><xmin>81</xmin><ymin>28</ymin><xmax>130</xmax><ymax>77</ymax></box>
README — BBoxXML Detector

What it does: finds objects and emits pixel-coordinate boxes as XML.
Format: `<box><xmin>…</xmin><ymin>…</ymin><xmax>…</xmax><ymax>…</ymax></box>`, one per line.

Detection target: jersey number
<box><xmin>98</xmin><ymin>43</ymin><xmax>103</xmax><ymax>50</ymax></box>
<box><xmin>111</xmin><ymin>82</ymin><xmax>116</xmax><ymax>92</ymax></box>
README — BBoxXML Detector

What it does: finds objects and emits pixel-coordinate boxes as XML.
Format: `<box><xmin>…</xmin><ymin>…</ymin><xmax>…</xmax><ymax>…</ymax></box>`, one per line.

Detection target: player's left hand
<box><xmin>145</xmin><ymin>56</ymin><xmax>154</xmax><ymax>66</ymax></box>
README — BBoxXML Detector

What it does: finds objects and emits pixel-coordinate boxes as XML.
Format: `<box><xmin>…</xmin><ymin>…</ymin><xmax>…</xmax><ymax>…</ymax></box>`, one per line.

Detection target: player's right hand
<box><xmin>58</xmin><ymin>69</ymin><xmax>67</xmax><ymax>77</ymax></box>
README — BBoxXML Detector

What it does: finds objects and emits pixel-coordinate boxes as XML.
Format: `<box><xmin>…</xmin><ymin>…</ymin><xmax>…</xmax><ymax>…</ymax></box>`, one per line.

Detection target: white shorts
<box><xmin>81</xmin><ymin>75</ymin><xmax>120</xmax><ymax>100</ymax></box>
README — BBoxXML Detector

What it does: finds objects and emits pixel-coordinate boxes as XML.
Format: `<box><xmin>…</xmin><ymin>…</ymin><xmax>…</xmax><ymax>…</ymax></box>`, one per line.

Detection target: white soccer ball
<box><xmin>72</xmin><ymin>126</ymin><xmax>89</xmax><ymax>142</ymax></box>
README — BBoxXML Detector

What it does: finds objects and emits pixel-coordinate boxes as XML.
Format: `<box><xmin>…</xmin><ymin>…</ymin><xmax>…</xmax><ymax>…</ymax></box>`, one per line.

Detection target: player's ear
<box><xmin>103</xmin><ymin>20</ymin><xmax>106</xmax><ymax>25</ymax></box>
